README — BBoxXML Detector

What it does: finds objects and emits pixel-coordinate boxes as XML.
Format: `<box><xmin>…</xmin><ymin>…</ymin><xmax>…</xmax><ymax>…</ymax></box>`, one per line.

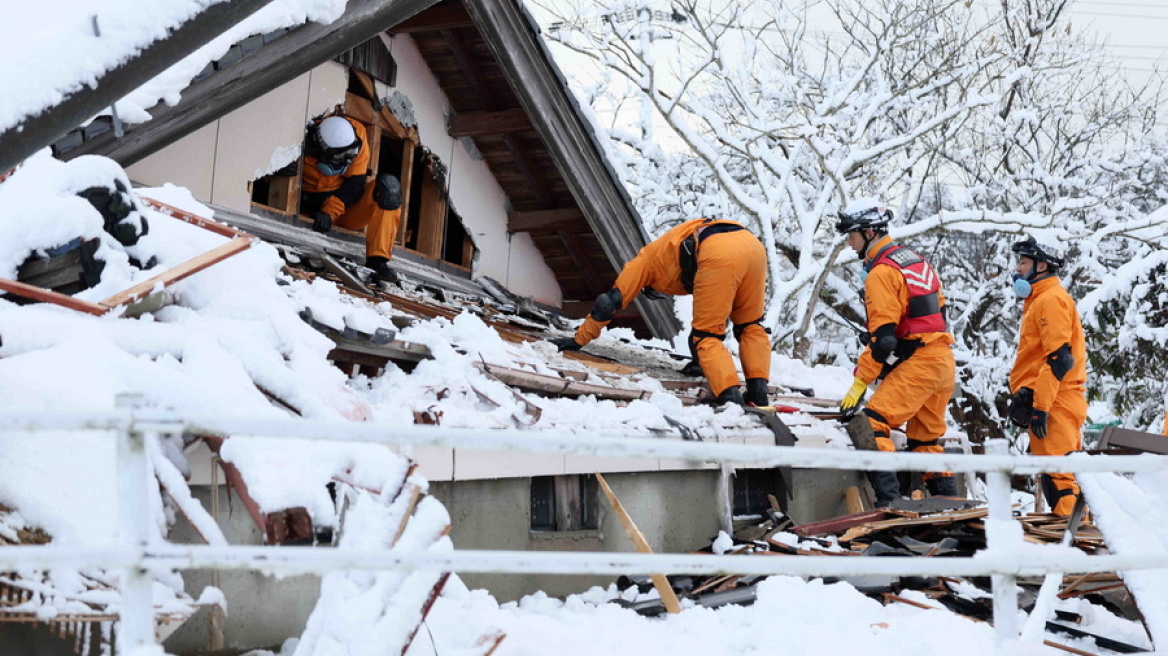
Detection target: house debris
<box><xmin>0</xmin><ymin>505</ymin><xmax>214</xmax><ymax>656</ymax></box>
<box><xmin>604</xmin><ymin>492</ymin><xmax>1154</xmax><ymax>655</ymax></box>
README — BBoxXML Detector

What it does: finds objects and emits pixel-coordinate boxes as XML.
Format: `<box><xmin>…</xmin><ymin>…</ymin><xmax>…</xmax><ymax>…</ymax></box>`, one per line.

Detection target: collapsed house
<box><xmin>2</xmin><ymin>1</ymin><xmax>1166</xmax><ymax>655</ymax></box>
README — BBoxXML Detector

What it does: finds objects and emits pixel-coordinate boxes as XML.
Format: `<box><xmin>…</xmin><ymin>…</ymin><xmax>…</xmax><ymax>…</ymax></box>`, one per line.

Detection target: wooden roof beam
<box><xmin>507</xmin><ymin>208</ymin><xmax>583</xmax><ymax>233</ymax></box>
<box><xmin>60</xmin><ymin>0</ymin><xmax>442</xmax><ymax>166</ymax></box>
<box><xmin>558</xmin><ymin>230</ymin><xmax>606</xmax><ymax>297</ymax></box>
<box><xmin>448</xmin><ymin>108</ymin><xmax>532</xmax><ymax>137</ymax></box>
<box><xmin>503</xmin><ymin>133</ymin><xmax>553</xmax><ymax>208</ymax></box>
<box><xmin>389</xmin><ymin>2</ymin><xmax>474</xmax><ymax>33</ymax></box>
<box><xmin>0</xmin><ymin>0</ymin><xmax>281</xmax><ymax>173</ymax></box>
<box><xmin>441</xmin><ymin>28</ymin><xmax>496</xmax><ymax>107</ymax></box>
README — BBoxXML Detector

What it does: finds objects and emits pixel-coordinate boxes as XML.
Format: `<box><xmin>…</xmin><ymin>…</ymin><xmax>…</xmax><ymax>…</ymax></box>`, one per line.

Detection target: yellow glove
<box><xmin>839</xmin><ymin>376</ymin><xmax>868</xmax><ymax>418</ymax></box>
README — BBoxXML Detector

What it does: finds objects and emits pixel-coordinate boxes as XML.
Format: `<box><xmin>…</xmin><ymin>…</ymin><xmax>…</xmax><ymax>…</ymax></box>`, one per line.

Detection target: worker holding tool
<box><xmin>834</xmin><ymin>199</ymin><xmax>958</xmax><ymax>506</ymax></box>
<box><xmin>1007</xmin><ymin>236</ymin><xmax>1087</xmax><ymax>516</ymax></box>
<box><xmin>551</xmin><ymin>218</ymin><xmax>771</xmax><ymax>407</ymax></box>
<box><xmin>299</xmin><ymin>114</ymin><xmax>404</xmax><ymax>284</ymax></box>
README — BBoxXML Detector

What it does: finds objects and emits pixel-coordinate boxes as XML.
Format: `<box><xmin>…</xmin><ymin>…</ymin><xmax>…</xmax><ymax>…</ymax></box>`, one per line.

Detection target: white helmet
<box><xmin>310</xmin><ymin>117</ymin><xmax>361</xmax><ymax>176</ymax></box>
<box><xmin>318</xmin><ymin>116</ymin><xmax>357</xmax><ymax>149</ymax></box>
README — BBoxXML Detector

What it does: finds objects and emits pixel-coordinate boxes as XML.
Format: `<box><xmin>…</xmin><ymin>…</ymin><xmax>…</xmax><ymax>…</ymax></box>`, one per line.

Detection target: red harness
<box><xmin>867</xmin><ymin>244</ymin><xmax>947</xmax><ymax>336</ymax></box>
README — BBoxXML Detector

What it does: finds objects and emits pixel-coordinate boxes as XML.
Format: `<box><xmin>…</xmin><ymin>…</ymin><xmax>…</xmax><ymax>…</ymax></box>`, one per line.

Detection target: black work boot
<box><xmin>927</xmin><ymin>474</ymin><xmax>959</xmax><ymax>497</ymax></box>
<box><xmin>716</xmin><ymin>386</ymin><xmax>746</xmax><ymax>407</ymax></box>
<box><xmin>744</xmin><ymin>378</ymin><xmax>769</xmax><ymax>407</ymax></box>
<box><xmin>365</xmin><ymin>257</ymin><xmax>400</xmax><ymax>284</ymax></box>
<box><xmin>866</xmin><ymin>471</ymin><xmax>901</xmax><ymax>508</ymax></box>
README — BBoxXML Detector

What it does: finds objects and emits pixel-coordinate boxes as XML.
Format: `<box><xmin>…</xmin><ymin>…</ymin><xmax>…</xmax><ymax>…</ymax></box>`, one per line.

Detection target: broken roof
<box><xmin>8</xmin><ymin>0</ymin><xmax>680</xmax><ymax>340</ymax></box>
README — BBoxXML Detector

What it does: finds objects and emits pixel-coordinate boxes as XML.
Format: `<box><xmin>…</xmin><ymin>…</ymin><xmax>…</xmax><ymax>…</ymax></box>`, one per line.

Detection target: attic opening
<box><xmin>248</xmin><ymin>63</ymin><xmax>476</xmax><ymax>272</ymax></box>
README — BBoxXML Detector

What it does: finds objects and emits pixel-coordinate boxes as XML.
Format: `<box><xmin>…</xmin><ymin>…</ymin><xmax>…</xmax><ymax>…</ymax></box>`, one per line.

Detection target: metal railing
<box><xmin>1</xmin><ymin>406</ymin><xmax>1165</xmax><ymax>654</ymax></box>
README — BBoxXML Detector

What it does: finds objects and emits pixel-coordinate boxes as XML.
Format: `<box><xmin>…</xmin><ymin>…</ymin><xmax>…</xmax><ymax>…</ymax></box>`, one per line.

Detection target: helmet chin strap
<box><xmin>859</xmin><ymin>229</ymin><xmax>877</xmax><ymax>261</ymax></box>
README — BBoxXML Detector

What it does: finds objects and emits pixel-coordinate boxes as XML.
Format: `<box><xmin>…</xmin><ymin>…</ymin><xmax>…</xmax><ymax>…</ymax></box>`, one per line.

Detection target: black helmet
<box><xmin>1011</xmin><ymin>235</ymin><xmax>1065</xmax><ymax>269</ymax></box>
<box><xmin>835</xmin><ymin>198</ymin><xmax>893</xmax><ymax>234</ymax></box>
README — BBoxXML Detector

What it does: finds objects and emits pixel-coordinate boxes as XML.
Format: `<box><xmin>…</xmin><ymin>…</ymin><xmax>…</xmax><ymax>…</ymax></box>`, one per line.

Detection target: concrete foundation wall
<box><xmin>163</xmin><ymin>485</ymin><xmax>320</xmax><ymax>656</ymax></box>
<box><xmin>161</xmin><ymin>464</ymin><xmax>866</xmax><ymax>653</ymax></box>
<box><xmin>429</xmin><ymin>470</ymin><xmax>724</xmax><ymax>602</ymax></box>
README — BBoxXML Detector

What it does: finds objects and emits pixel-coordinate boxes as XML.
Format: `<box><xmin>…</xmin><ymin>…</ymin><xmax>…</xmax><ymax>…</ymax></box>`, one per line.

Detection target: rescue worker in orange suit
<box><xmin>551</xmin><ymin>218</ymin><xmax>771</xmax><ymax>407</ymax></box>
<box><xmin>301</xmin><ymin>115</ymin><xmax>403</xmax><ymax>284</ymax></box>
<box><xmin>835</xmin><ymin>199</ymin><xmax>958</xmax><ymax>507</ymax></box>
<box><xmin>1006</xmin><ymin>236</ymin><xmax>1087</xmax><ymax>516</ymax></box>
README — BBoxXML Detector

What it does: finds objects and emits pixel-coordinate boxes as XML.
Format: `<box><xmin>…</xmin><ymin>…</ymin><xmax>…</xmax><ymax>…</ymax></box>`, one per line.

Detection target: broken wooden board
<box><xmin>596</xmin><ymin>473</ymin><xmax>682</xmax><ymax>614</ymax></box>
<box><xmin>100</xmin><ymin>236</ymin><xmax>253</xmax><ymax>309</ymax></box>
<box><xmin>838</xmin><ymin>507</ymin><xmax>990</xmax><ymax>543</ymax></box>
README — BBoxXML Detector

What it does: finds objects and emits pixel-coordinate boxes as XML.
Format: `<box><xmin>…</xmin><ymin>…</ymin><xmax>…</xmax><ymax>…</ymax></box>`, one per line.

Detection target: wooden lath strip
<box><xmin>139</xmin><ymin>197</ymin><xmax>254</xmax><ymax>240</ymax></box>
<box><xmin>99</xmin><ymin>236</ymin><xmax>252</xmax><ymax>309</ymax></box>
<box><xmin>0</xmin><ymin>277</ymin><xmax>108</xmax><ymax>315</ymax></box>
<box><xmin>476</xmin><ymin>361</ymin><xmax>652</xmax><ymax>402</ymax></box>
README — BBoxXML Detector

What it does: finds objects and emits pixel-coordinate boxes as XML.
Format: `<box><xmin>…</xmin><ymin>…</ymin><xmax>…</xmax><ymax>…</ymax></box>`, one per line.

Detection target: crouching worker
<box><xmin>1007</xmin><ymin>236</ymin><xmax>1087</xmax><ymax>516</ymax></box>
<box><xmin>835</xmin><ymin>199</ymin><xmax>958</xmax><ymax>507</ymax></box>
<box><xmin>551</xmin><ymin>218</ymin><xmax>772</xmax><ymax>407</ymax></box>
<box><xmin>301</xmin><ymin>115</ymin><xmax>403</xmax><ymax>283</ymax></box>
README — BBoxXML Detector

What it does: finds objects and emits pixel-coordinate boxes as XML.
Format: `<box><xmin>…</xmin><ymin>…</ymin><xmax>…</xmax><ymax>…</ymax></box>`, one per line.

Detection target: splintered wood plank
<box><xmin>472</xmin><ymin>630</ymin><xmax>506</xmax><ymax>656</ymax></box>
<box><xmin>838</xmin><ymin>507</ymin><xmax>989</xmax><ymax>543</ymax></box>
<box><xmin>0</xmin><ymin>277</ymin><xmax>108</xmax><ymax>315</ymax></box>
<box><xmin>791</xmin><ymin>510</ymin><xmax>891</xmax><ymax>537</ymax></box>
<box><xmin>595</xmin><ymin>473</ymin><xmax>682</xmax><ymax>614</ymax></box>
<box><xmin>140</xmin><ymin>197</ymin><xmax>254</xmax><ymax>240</ymax></box>
<box><xmin>100</xmin><ymin>237</ymin><xmax>252</xmax><ymax>309</ymax></box>
<box><xmin>562</xmin><ymin>351</ymin><xmax>643</xmax><ymax>375</ymax></box>
<box><xmin>845</xmin><ymin>487</ymin><xmax>865</xmax><ymax>515</ymax></box>
<box><xmin>475</xmin><ymin>361</ymin><xmax>651</xmax><ymax>401</ymax></box>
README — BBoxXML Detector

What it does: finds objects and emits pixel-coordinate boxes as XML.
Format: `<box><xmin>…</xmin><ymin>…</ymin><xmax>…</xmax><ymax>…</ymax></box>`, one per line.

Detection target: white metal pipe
<box><xmin>1</xmin><ymin>544</ymin><xmax>1166</xmax><ymax>579</ymax></box>
<box><xmin>1</xmin><ymin>410</ymin><xmax>1163</xmax><ymax>475</ymax></box>
<box><xmin>984</xmin><ymin>440</ymin><xmax>1019</xmax><ymax>651</ymax></box>
<box><xmin>115</xmin><ymin>408</ymin><xmax>154</xmax><ymax>654</ymax></box>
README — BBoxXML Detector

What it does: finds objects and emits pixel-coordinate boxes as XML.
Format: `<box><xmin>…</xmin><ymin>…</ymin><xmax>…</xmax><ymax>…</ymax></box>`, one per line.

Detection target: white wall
<box><xmin>128</xmin><ymin>67</ymin><xmax>347</xmax><ymax>212</ymax></box>
<box><xmin>129</xmin><ymin>47</ymin><xmax>564</xmax><ymax>305</ymax></box>
<box><xmin>382</xmin><ymin>34</ymin><xmax>561</xmax><ymax>304</ymax></box>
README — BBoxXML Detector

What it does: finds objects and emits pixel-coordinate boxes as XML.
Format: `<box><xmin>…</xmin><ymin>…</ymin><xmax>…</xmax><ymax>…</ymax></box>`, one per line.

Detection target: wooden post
<box><xmin>397</xmin><ymin>140</ymin><xmax>415</xmax><ymax>245</ymax></box>
<box><xmin>595</xmin><ymin>473</ymin><xmax>682</xmax><ymax>614</ymax></box>
<box><xmin>845</xmin><ymin>486</ymin><xmax>865</xmax><ymax>514</ymax></box>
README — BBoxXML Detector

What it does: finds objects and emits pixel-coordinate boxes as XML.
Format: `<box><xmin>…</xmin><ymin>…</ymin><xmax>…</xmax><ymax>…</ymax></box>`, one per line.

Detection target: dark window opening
<box><xmin>530</xmin><ymin>475</ymin><xmax>599</xmax><ymax>532</ymax></box>
<box><xmin>732</xmin><ymin>468</ymin><xmax>784</xmax><ymax>516</ymax></box>
<box><xmin>443</xmin><ymin>208</ymin><xmax>473</xmax><ymax>268</ymax></box>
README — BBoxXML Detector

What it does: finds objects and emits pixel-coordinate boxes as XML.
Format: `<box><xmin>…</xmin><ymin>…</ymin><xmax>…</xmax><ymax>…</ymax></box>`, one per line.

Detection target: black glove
<box><xmin>551</xmin><ymin>337</ymin><xmax>582</xmax><ymax>352</ymax></box>
<box><xmin>312</xmin><ymin>211</ymin><xmax>332</xmax><ymax>234</ymax></box>
<box><xmin>1008</xmin><ymin>387</ymin><xmax>1034</xmax><ymax>428</ymax></box>
<box><xmin>679</xmin><ymin>359</ymin><xmax>703</xmax><ymax>377</ymax></box>
<box><xmin>1029</xmin><ymin>409</ymin><xmax>1048</xmax><ymax>439</ymax></box>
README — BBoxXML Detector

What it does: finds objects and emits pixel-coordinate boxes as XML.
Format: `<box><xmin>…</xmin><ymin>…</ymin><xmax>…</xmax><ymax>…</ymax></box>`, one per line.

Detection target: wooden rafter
<box><xmin>448</xmin><ymin>108</ymin><xmax>531</xmax><ymax>137</ymax></box>
<box><xmin>389</xmin><ymin>2</ymin><xmax>474</xmax><ymax>33</ymax></box>
<box><xmin>507</xmin><ymin>208</ymin><xmax>583</xmax><ymax>233</ymax></box>
<box><xmin>441</xmin><ymin>28</ymin><xmax>496</xmax><ymax>107</ymax></box>
<box><xmin>61</xmin><ymin>0</ymin><xmax>442</xmax><ymax>166</ymax></box>
<box><xmin>557</xmin><ymin>230</ymin><xmax>605</xmax><ymax>297</ymax></box>
<box><xmin>502</xmin><ymin>133</ymin><xmax>552</xmax><ymax>207</ymax></box>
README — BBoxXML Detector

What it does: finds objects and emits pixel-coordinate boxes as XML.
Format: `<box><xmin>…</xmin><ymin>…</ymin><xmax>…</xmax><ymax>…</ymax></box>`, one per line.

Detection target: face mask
<box><xmin>316</xmin><ymin>160</ymin><xmax>349</xmax><ymax>176</ymax></box>
<box><xmin>1012</xmin><ymin>273</ymin><xmax>1031</xmax><ymax>298</ymax></box>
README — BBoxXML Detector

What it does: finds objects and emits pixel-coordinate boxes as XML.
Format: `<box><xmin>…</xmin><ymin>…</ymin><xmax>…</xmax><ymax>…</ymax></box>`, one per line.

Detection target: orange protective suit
<box><xmin>856</xmin><ymin>236</ymin><xmax>956</xmax><ymax>490</ymax></box>
<box><xmin>1010</xmin><ymin>275</ymin><xmax>1087</xmax><ymax>516</ymax></box>
<box><xmin>302</xmin><ymin>117</ymin><xmax>401</xmax><ymax>261</ymax></box>
<box><xmin>1162</xmin><ymin>409</ymin><xmax>1168</xmax><ymax>436</ymax></box>
<box><xmin>572</xmin><ymin>218</ymin><xmax>770</xmax><ymax>397</ymax></box>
